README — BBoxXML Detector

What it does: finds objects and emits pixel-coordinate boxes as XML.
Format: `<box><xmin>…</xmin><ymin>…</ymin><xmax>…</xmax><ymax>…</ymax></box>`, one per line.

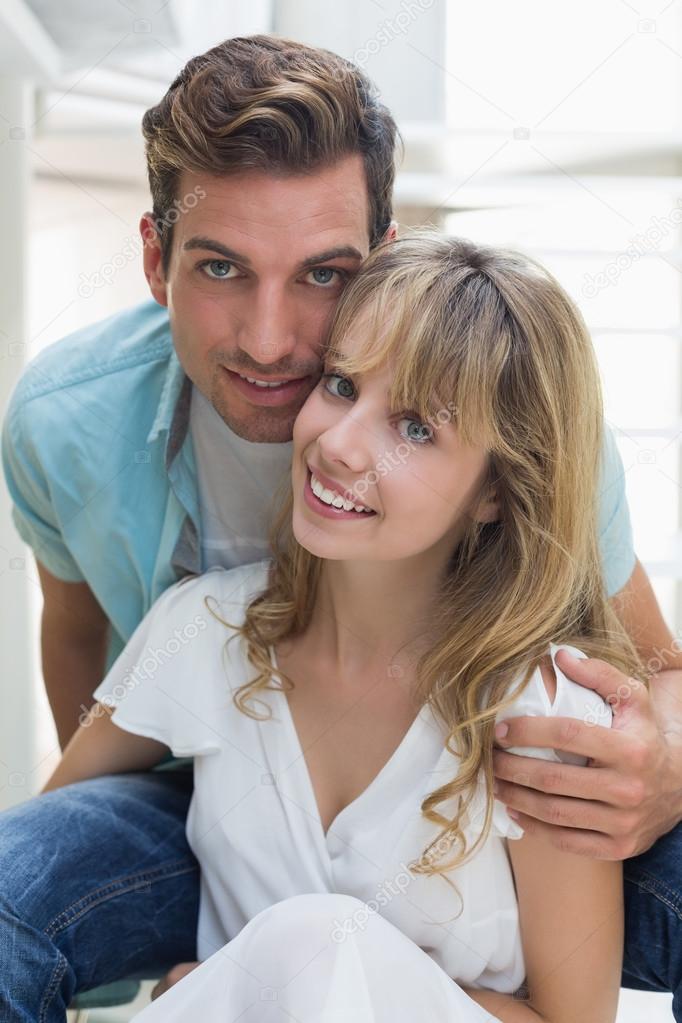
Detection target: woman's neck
<box><xmin>305</xmin><ymin>557</ymin><xmax>443</xmax><ymax>677</ymax></box>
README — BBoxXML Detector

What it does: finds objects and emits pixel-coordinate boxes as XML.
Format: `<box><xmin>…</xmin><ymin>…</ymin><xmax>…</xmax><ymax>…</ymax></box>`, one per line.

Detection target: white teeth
<box><xmin>310</xmin><ymin>473</ymin><xmax>373</xmax><ymax>514</ymax></box>
<box><xmin>239</xmin><ymin>374</ymin><xmax>286</xmax><ymax>388</ymax></box>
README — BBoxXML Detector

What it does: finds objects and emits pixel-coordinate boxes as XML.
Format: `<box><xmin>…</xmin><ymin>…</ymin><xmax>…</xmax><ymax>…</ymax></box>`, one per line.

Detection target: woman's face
<box><xmin>291</xmin><ymin>310</ymin><xmax>498</xmax><ymax>565</ymax></box>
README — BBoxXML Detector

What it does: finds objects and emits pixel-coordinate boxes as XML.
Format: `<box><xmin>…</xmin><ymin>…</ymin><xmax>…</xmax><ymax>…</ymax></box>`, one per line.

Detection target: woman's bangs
<box><xmin>326</xmin><ymin>286</ymin><xmax>405</xmax><ymax>376</ymax></box>
<box><xmin>326</xmin><ymin>285</ymin><xmax>461</xmax><ymax>424</ymax></box>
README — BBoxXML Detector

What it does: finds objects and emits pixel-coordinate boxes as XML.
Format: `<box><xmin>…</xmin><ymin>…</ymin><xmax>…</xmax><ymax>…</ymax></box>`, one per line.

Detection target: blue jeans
<box><xmin>0</xmin><ymin>770</ymin><xmax>199</xmax><ymax>1023</ymax></box>
<box><xmin>0</xmin><ymin>771</ymin><xmax>680</xmax><ymax>1023</ymax></box>
<box><xmin>623</xmin><ymin>823</ymin><xmax>682</xmax><ymax>1017</ymax></box>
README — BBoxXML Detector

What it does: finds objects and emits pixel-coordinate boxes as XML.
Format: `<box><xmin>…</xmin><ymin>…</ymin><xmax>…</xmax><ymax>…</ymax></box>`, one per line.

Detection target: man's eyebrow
<box><xmin>183</xmin><ymin>237</ymin><xmax>252</xmax><ymax>264</ymax></box>
<box><xmin>182</xmin><ymin>237</ymin><xmax>364</xmax><ymax>270</ymax></box>
<box><xmin>298</xmin><ymin>246</ymin><xmax>364</xmax><ymax>270</ymax></box>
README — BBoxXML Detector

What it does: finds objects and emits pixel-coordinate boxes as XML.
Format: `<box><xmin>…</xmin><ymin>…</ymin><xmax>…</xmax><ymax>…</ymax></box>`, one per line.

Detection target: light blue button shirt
<box><xmin>2</xmin><ymin>299</ymin><xmax>199</xmax><ymax>672</ymax></box>
<box><xmin>2</xmin><ymin>298</ymin><xmax>636</xmax><ymax>673</ymax></box>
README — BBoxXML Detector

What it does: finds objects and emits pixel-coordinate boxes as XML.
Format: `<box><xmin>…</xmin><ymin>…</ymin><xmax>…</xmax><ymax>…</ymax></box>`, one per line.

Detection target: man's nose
<box><xmin>238</xmin><ymin>285</ymin><xmax>299</xmax><ymax>366</ymax></box>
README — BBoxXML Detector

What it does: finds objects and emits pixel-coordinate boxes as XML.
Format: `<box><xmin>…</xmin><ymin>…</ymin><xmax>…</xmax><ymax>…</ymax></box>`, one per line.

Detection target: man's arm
<box><xmin>612</xmin><ymin>558</ymin><xmax>682</xmax><ymax>664</ymax></box>
<box><xmin>2</xmin><ymin>395</ymin><xmax>116</xmax><ymax>749</ymax></box>
<box><xmin>613</xmin><ymin>557</ymin><xmax>682</xmax><ymax>792</ymax></box>
<box><xmin>36</xmin><ymin>561</ymin><xmax>111</xmax><ymax>751</ymax></box>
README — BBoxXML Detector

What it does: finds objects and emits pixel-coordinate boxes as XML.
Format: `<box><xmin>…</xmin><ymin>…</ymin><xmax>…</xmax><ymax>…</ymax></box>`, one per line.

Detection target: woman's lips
<box><xmin>306</xmin><ymin>463</ymin><xmax>372</xmax><ymax>510</ymax></box>
<box><xmin>303</xmin><ymin>468</ymin><xmax>377</xmax><ymax>521</ymax></box>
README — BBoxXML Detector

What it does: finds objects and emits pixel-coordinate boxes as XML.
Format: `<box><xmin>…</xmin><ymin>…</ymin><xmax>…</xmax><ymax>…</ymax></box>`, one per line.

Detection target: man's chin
<box><xmin>209</xmin><ymin>371</ymin><xmax>316</xmax><ymax>443</ymax></box>
<box><xmin>212</xmin><ymin>404</ymin><xmax>298</xmax><ymax>444</ymax></box>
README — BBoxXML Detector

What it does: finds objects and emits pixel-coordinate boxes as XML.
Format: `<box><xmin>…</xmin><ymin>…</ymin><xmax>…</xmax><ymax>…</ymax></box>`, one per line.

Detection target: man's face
<box><xmin>141</xmin><ymin>155</ymin><xmax>384</xmax><ymax>443</ymax></box>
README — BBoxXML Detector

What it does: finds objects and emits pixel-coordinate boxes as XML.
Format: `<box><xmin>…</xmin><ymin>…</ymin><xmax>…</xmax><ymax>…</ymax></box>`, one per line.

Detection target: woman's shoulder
<box><xmin>92</xmin><ymin>559</ymin><xmax>275</xmax><ymax>757</ymax></box>
<box><xmin>499</xmin><ymin>641</ymin><xmax>613</xmax><ymax>765</ymax></box>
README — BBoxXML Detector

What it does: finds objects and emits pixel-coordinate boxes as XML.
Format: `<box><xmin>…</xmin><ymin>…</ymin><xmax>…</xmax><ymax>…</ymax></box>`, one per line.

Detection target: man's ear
<box><xmin>384</xmin><ymin>220</ymin><xmax>399</xmax><ymax>242</ymax></box>
<box><xmin>140</xmin><ymin>212</ymin><xmax>169</xmax><ymax>308</ymax></box>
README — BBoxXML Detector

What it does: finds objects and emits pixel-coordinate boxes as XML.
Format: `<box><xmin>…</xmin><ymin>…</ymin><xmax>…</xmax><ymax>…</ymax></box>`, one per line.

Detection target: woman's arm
<box><xmin>460</xmin><ymin>827</ymin><xmax>622</xmax><ymax>1022</ymax></box>
<box><xmin>460</xmin><ymin>831</ymin><xmax>622</xmax><ymax>1023</ymax></box>
<box><xmin>41</xmin><ymin>702</ymin><xmax>171</xmax><ymax>793</ymax></box>
<box><xmin>462</xmin><ymin>659</ymin><xmax>623</xmax><ymax>1022</ymax></box>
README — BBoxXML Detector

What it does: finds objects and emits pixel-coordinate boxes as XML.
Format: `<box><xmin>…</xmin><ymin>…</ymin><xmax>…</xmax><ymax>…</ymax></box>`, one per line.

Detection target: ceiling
<box><xmin>4</xmin><ymin>0</ymin><xmax>682</xmax><ymax>194</ymax></box>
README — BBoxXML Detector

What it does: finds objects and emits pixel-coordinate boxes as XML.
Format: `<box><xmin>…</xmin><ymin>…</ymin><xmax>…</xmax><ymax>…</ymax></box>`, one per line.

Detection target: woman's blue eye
<box><xmin>322</xmin><ymin>374</ymin><xmax>433</xmax><ymax>444</ymax></box>
<box><xmin>399</xmin><ymin>418</ymin><xmax>433</xmax><ymax>444</ymax></box>
<box><xmin>322</xmin><ymin>372</ymin><xmax>355</xmax><ymax>398</ymax></box>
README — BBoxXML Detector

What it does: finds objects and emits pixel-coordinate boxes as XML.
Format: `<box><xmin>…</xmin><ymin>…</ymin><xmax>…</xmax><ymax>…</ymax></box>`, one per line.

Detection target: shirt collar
<box><xmin>146</xmin><ymin>348</ymin><xmax>190</xmax><ymax>463</ymax></box>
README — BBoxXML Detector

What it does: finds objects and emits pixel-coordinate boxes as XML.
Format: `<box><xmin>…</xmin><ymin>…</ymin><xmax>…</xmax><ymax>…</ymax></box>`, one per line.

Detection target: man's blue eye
<box><xmin>322</xmin><ymin>372</ymin><xmax>354</xmax><ymax>398</ymax></box>
<box><xmin>310</xmin><ymin>268</ymin><xmax>343</xmax><ymax>286</ymax></box>
<box><xmin>200</xmin><ymin>260</ymin><xmax>235</xmax><ymax>279</ymax></box>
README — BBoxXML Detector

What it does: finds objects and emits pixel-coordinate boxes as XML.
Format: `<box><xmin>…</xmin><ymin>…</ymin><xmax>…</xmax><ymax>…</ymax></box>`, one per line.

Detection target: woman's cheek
<box><xmin>294</xmin><ymin>390</ymin><xmax>336</xmax><ymax>442</ymax></box>
<box><xmin>292</xmin><ymin>393</ymin><xmax>320</xmax><ymax>443</ymax></box>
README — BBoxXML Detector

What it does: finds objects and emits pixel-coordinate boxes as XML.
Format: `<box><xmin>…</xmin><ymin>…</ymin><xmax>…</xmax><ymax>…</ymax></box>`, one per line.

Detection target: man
<box><xmin>1</xmin><ymin>32</ymin><xmax>681</xmax><ymax>1021</ymax></box>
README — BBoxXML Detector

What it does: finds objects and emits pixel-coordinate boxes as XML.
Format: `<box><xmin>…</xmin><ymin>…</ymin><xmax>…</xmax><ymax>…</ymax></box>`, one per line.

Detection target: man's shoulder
<box><xmin>10</xmin><ymin>298</ymin><xmax>172</xmax><ymax>411</ymax></box>
<box><xmin>168</xmin><ymin>561</ymin><xmax>273</xmax><ymax>619</ymax></box>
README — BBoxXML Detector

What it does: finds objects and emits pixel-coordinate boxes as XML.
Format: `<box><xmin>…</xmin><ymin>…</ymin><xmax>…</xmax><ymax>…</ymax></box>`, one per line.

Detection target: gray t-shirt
<box><xmin>189</xmin><ymin>386</ymin><xmax>293</xmax><ymax>570</ymax></box>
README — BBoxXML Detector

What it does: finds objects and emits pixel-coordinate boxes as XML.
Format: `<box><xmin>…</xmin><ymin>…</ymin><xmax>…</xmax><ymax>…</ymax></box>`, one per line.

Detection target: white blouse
<box><xmin>92</xmin><ymin>560</ymin><xmax>612</xmax><ymax>996</ymax></box>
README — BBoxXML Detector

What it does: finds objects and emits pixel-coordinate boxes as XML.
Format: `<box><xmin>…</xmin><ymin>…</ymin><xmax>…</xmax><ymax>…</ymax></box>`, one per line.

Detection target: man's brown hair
<box><xmin>141</xmin><ymin>34</ymin><xmax>400</xmax><ymax>275</ymax></box>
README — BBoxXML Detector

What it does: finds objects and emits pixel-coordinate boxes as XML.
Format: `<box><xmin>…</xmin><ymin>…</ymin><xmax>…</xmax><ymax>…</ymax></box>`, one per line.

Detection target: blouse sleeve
<box><xmin>491</xmin><ymin>642</ymin><xmax>613</xmax><ymax>840</ymax></box>
<box><xmin>91</xmin><ymin>570</ymin><xmax>235</xmax><ymax>757</ymax></box>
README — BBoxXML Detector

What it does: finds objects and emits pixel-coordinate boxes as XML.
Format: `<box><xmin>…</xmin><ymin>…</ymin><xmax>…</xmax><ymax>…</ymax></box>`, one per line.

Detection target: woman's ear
<box><xmin>472</xmin><ymin>486</ymin><xmax>500</xmax><ymax>525</ymax></box>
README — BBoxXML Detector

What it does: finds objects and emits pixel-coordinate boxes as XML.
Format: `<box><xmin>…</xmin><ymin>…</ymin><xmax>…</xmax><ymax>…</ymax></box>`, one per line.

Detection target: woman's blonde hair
<box><xmin>206</xmin><ymin>230</ymin><xmax>643</xmax><ymax>908</ymax></box>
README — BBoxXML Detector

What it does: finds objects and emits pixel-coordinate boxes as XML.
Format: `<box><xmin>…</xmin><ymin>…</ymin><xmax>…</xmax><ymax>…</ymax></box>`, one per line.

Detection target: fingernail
<box><xmin>507</xmin><ymin>809</ymin><xmax>520</xmax><ymax>820</ymax></box>
<box><xmin>494</xmin><ymin>723</ymin><xmax>509</xmax><ymax>740</ymax></box>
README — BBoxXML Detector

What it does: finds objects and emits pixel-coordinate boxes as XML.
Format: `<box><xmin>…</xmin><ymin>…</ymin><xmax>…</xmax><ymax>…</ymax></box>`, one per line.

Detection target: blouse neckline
<box><xmin>268</xmin><ymin>644</ymin><xmax>441</xmax><ymax>846</ymax></box>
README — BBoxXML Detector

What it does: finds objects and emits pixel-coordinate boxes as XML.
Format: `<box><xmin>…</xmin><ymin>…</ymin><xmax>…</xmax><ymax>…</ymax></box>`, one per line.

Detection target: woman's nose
<box><xmin>317</xmin><ymin>411</ymin><xmax>379</xmax><ymax>477</ymax></box>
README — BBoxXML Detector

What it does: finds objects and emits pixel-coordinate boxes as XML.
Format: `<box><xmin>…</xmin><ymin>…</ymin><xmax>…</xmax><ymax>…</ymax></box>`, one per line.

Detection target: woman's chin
<box><xmin>292</xmin><ymin>528</ymin><xmax>328</xmax><ymax>559</ymax></box>
<box><xmin>291</xmin><ymin>511</ymin><xmax>349</xmax><ymax>560</ymax></box>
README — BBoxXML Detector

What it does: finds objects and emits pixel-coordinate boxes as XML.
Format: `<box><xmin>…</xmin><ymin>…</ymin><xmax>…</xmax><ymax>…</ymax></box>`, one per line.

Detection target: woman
<box><xmin>44</xmin><ymin>232</ymin><xmax>642</xmax><ymax>1021</ymax></box>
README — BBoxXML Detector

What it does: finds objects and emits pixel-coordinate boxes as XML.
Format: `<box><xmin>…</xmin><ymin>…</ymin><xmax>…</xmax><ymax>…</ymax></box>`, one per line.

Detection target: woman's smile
<box><xmin>303</xmin><ymin>467</ymin><xmax>378</xmax><ymax>520</ymax></box>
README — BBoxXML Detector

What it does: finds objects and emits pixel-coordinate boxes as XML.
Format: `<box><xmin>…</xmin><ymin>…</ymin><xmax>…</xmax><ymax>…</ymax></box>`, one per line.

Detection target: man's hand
<box><xmin>151</xmin><ymin>961</ymin><xmax>200</xmax><ymax>1001</ymax></box>
<box><xmin>492</xmin><ymin>648</ymin><xmax>682</xmax><ymax>860</ymax></box>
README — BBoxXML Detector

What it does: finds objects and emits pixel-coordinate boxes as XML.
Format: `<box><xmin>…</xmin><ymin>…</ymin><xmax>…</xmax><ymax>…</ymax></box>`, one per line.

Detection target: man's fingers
<box><xmin>501</xmin><ymin>812</ymin><xmax>623</xmax><ymax>860</ymax></box>
<box><xmin>494</xmin><ymin>713</ymin><xmax>630</xmax><ymax>761</ymax></box>
<box><xmin>151</xmin><ymin>979</ymin><xmax>165</xmax><ymax>1002</ymax></box>
<box><xmin>494</xmin><ymin>777</ymin><xmax>634</xmax><ymax>833</ymax></box>
<box><xmin>553</xmin><ymin>649</ymin><xmax>647</xmax><ymax>712</ymax></box>
<box><xmin>151</xmin><ymin>962</ymin><xmax>200</xmax><ymax>1001</ymax></box>
<box><xmin>492</xmin><ymin>751</ymin><xmax>629</xmax><ymax>803</ymax></box>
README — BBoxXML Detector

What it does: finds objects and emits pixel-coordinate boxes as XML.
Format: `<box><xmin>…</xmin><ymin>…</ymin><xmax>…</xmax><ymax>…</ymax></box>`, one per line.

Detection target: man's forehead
<box><xmin>177</xmin><ymin>158</ymin><xmax>369</xmax><ymax>237</ymax></box>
